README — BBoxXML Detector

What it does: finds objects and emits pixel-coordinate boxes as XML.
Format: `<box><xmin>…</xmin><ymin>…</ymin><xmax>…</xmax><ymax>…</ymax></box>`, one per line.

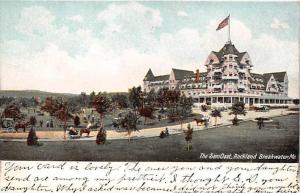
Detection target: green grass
<box><xmin>0</xmin><ymin>115</ymin><xmax>298</xmax><ymax>162</ymax></box>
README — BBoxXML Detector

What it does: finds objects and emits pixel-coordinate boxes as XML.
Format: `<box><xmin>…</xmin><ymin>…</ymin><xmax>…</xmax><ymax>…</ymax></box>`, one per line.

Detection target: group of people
<box><xmin>159</xmin><ymin>128</ymin><xmax>169</xmax><ymax>138</ymax></box>
<box><xmin>45</xmin><ymin>119</ymin><xmax>54</xmax><ymax>128</ymax></box>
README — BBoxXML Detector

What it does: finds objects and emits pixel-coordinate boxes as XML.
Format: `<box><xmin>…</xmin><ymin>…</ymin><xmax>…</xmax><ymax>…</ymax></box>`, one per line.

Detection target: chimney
<box><xmin>195</xmin><ymin>69</ymin><xmax>200</xmax><ymax>82</ymax></box>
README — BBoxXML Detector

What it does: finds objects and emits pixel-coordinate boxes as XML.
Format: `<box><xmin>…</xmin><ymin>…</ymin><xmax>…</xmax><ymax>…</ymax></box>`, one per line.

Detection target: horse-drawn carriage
<box><xmin>67</xmin><ymin>121</ymin><xmax>100</xmax><ymax>139</ymax></box>
<box><xmin>1</xmin><ymin>118</ymin><xmax>15</xmax><ymax>132</ymax></box>
<box><xmin>194</xmin><ymin>114</ymin><xmax>210</xmax><ymax>127</ymax></box>
<box><xmin>0</xmin><ymin>118</ymin><xmax>30</xmax><ymax>132</ymax></box>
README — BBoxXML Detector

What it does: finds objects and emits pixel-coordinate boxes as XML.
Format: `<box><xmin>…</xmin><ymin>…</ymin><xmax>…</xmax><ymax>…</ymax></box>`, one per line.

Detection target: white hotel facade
<box><xmin>143</xmin><ymin>42</ymin><xmax>292</xmax><ymax>108</ymax></box>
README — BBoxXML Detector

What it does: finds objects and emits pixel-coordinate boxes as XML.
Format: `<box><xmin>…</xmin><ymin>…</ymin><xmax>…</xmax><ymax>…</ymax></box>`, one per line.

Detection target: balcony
<box><xmin>222</xmin><ymin>75</ymin><xmax>239</xmax><ymax>80</ymax></box>
<box><xmin>213</xmin><ymin>68</ymin><xmax>222</xmax><ymax>73</ymax></box>
<box><xmin>213</xmin><ymin>84</ymin><xmax>222</xmax><ymax>89</ymax></box>
<box><xmin>238</xmin><ymin>68</ymin><xmax>247</xmax><ymax>73</ymax></box>
<box><xmin>212</xmin><ymin>75</ymin><xmax>222</xmax><ymax>79</ymax></box>
<box><xmin>238</xmin><ymin>84</ymin><xmax>246</xmax><ymax>90</ymax></box>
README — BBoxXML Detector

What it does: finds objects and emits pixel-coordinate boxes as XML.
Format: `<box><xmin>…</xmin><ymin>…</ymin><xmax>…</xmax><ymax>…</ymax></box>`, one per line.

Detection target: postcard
<box><xmin>0</xmin><ymin>1</ymin><xmax>299</xmax><ymax>192</ymax></box>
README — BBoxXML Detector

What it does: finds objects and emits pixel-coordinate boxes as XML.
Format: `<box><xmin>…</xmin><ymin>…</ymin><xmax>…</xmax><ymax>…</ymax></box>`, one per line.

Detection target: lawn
<box><xmin>0</xmin><ymin>114</ymin><xmax>298</xmax><ymax>162</ymax></box>
<box><xmin>3</xmin><ymin>107</ymin><xmax>200</xmax><ymax>132</ymax></box>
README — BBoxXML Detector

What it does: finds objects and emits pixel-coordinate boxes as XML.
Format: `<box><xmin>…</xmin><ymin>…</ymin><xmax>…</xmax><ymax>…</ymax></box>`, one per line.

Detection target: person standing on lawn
<box><xmin>184</xmin><ymin>123</ymin><xmax>193</xmax><ymax>151</ymax></box>
<box><xmin>257</xmin><ymin>119</ymin><xmax>264</xmax><ymax>130</ymax></box>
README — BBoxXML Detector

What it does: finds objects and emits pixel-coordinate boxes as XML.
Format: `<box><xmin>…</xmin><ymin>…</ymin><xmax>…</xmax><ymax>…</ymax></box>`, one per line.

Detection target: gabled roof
<box><xmin>250</xmin><ymin>73</ymin><xmax>265</xmax><ymax>85</ymax></box>
<box><xmin>143</xmin><ymin>69</ymin><xmax>155</xmax><ymax>81</ymax></box>
<box><xmin>184</xmin><ymin>72</ymin><xmax>207</xmax><ymax>79</ymax></box>
<box><xmin>262</xmin><ymin>73</ymin><xmax>273</xmax><ymax>87</ymax></box>
<box><xmin>179</xmin><ymin>72</ymin><xmax>208</xmax><ymax>84</ymax></box>
<box><xmin>218</xmin><ymin>42</ymin><xmax>240</xmax><ymax>56</ymax></box>
<box><xmin>212</xmin><ymin>42</ymin><xmax>246</xmax><ymax>63</ymax></box>
<box><xmin>153</xmin><ymin>75</ymin><xmax>169</xmax><ymax>81</ymax></box>
<box><xmin>263</xmin><ymin>72</ymin><xmax>286</xmax><ymax>82</ymax></box>
<box><xmin>172</xmin><ymin>68</ymin><xmax>194</xmax><ymax>80</ymax></box>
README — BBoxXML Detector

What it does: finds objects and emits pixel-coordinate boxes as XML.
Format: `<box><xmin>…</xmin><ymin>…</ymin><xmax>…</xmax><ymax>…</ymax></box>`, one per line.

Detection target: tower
<box><xmin>205</xmin><ymin>42</ymin><xmax>253</xmax><ymax>94</ymax></box>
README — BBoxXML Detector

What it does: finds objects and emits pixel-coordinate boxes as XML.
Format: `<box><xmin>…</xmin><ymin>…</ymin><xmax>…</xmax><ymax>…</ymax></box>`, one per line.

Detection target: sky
<box><xmin>0</xmin><ymin>1</ymin><xmax>299</xmax><ymax>97</ymax></box>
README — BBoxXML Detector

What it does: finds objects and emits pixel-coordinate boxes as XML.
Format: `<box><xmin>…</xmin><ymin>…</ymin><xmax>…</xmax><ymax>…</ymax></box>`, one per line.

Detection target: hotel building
<box><xmin>143</xmin><ymin>42</ymin><xmax>292</xmax><ymax>107</ymax></box>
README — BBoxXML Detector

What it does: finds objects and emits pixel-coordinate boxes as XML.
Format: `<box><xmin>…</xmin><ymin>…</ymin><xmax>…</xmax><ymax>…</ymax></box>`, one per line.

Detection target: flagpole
<box><xmin>228</xmin><ymin>14</ymin><xmax>231</xmax><ymax>43</ymax></box>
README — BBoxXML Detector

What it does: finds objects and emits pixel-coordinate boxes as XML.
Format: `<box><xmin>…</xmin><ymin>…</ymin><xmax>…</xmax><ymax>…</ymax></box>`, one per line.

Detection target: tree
<box><xmin>121</xmin><ymin>111</ymin><xmax>139</xmax><ymax>142</ymax></box>
<box><xmin>41</xmin><ymin>97</ymin><xmax>72</xmax><ymax>139</ymax></box>
<box><xmin>145</xmin><ymin>89</ymin><xmax>156</xmax><ymax>106</ymax></box>
<box><xmin>29</xmin><ymin>116</ymin><xmax>37</xmax><ymax>126</ymax></box>
<box><xmin>167</xmin><ymin>107</ymin><xmax>181</xmax><ymax>122</ymax></box>
<box><xmin>229</xmin><ymin>101</ymin><xmax>247</xmax><ymax>125</ymax></box>
<box><xmin>15</xmin><ymin>97</ymin><xmax>39</xmax><ymax>108</ymax></box>
<box><xmin>92</xmin><ymin>93</ymin><xmax>112</xmax><ymax>126</ymax></box>
<box><xmin>54</xmin><ymin>105</ymin><xmax>73</xmax><ymax>139</ymax></box>
<box><xmin>40</xmin><ymin>97</ymin><xmax>60</xmax><ymax>116</ymax></box>
<box><xmin>111</xmin><ymin>93</ymin><xmax>129</xmax><ymax>108</ymax></box>
<box><xmin>0</xmin><ymin>97</ymin><xmax>14</xmax><ymax>107</ymax></box>
<box><xmin>1</xmin><ymin>103</ymin><xmax>23</xmax><ymax>121</ymax></box>
<box><xmin>66</xmin><ymin>96</ymin><xmax>83</xmax><ymax>114</ymax></box>
<box><xmin>157</xmin><ymin>88</ymin><xmax>169</xmax><ymax>112</ymax></box>
<box><xmin>139</xmin><ymin>106</ymin><xmax>155</xmax><ymax>124</ymax></box>
<box><xmin>179</xmin><ymin>95</ymin><xmax>193</xmax><ymax>117</ymax></box>
<box><xmin>178</xmin><ymin>95</ymin><xmax>193</xmax><ymax>128</ymax></box>
<box><xmin>79</xmin><ymin>92</ymin><xmax>89</xmax><ymax>107</ymax></box>
<box><xmin>167</xmin><ymin>94</ymin><xmax>193</xmax><ymax>127</ymax></box>
<box><xmin>128</xmin><ymin>86</ymin><xmax>143</xmax><ymax>112</ymax></box>
<box><xmin>166</xmin><ymin>90</ymin><xmax>181</xmax><ymax>107</ymax></box>
<box><xmin>210</xmin><ymin>109</ymin><xmax>222</xmax><ymax>126</ymax></box>
<box><xmin>27</xmin><ymin>116</ymin><xmax>39</xmax><ymax>146</ymax></box>
<box><xmin>89</xmin><ymin>91</ymin><xmax>96</xmax><ymax>107</ymax></box>
<box><xmin>73</xmin><ymin>115</ymin><xmax>80</xmax><ymax>127</ymax></box>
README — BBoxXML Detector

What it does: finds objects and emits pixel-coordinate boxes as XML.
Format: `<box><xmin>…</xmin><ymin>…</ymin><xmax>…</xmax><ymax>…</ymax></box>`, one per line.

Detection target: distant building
<box><xmin>143</xmin><ymin>42</ymin><xmax>292</xmax><ymax>107</ymax></box>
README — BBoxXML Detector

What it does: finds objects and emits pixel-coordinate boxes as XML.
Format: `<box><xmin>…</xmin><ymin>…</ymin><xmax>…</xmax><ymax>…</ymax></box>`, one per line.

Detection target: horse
<box><xmin>80</xmin><ymin>127</ymin><xmax>91</xmax><ymax>137</ymax></box>
<box><xmin>15</xmin><ymin>121</ymin><xmax>30</xmax><ymax>132</ymax></box>
<box><xmin>194</xmin><ymin>118</ymin><xmax>207</xmax><ymax>126</ymax></box>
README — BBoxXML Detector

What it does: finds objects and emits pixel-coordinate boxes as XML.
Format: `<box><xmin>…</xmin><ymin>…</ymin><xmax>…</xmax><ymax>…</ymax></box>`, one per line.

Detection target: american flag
<box><xmin>216</xmin><ymin>15</ymin><xmax>230</xmax><ymax>31</ymax></box>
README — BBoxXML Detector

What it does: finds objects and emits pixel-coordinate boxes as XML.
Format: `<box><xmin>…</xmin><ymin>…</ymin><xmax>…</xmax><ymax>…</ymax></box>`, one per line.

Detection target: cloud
<box><xmin>16</xmin><ymin>6</ymin><xmax>55</xmax><ymax>36</ymax></box>
<box><xmin>271</xmin><ymin>18</ymin><xmax>290</xmax><ymax>29</ymax></box>
<box><xmin>97</xmin><ymin>2</ymin><xmax>162</xmax><ymax>51</ymax></box>
<box><xmin>1</xmin><ymin>3</ymin><xmax>298</xmax><ymax>98</ymax></box>
<box><xmin>67</xmin><ymin>15</ymin><xmax>84</xmax><ymax>23</ymax></box>
<box><xmin>159</xmin><ymin>28</ymin><xmax>202</xmax><ymax>70</ymax></box>
<box><xmin>177</xmin><ymin>11</ymin><xmax>188</xmax><ymax>17</ymax></box>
